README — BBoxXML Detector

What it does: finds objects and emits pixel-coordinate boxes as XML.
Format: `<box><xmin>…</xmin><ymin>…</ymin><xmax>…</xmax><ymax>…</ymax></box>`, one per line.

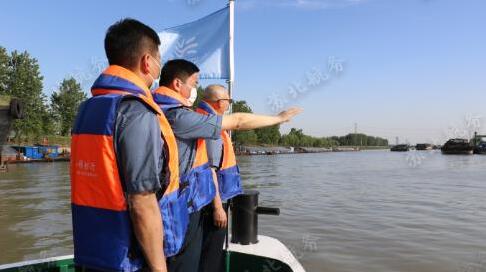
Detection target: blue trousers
<box><xmin>167</xmin><ymin>211</ymin><xmax>203</xmax><ymax>272</ymax></box>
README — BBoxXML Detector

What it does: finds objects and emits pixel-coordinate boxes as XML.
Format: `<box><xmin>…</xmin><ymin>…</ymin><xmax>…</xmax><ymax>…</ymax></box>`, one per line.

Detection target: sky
<box><xmin>1</xmin><ymin>0</ymin><xmax>485</xmax><ymax>144</ymax></box>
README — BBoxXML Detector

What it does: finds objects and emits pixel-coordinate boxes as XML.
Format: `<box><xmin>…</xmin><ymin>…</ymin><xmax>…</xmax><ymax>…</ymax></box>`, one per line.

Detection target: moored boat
<box><xmin>391</xmin><ymin>144</ymin><xmax>409</xmax><ymax>152</ymax></box>
<box><xmin>415</xmin><ymin>143</ymin><xmax>433</xmax><ymax>150</ymax></box>
<box><xmin>441</xmin><ymin>139</ymin><xmax>474</xmax><ymax>155</ymax></box>
<box><xmin>474</xmin><ymin>141</ymin><xmax>486</xmax><ymax>155</ymax></box>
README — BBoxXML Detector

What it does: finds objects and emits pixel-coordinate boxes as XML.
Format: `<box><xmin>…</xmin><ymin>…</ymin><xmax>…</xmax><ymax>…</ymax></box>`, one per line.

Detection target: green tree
<box><xmin>280</xmin><ymin>128</ymin><xmax>339</xmax><ymax>148</ymax></box>
<box><xmin>192</xmin><ymin>85</ymin><xmax>205</xmax><ymax>110</ymax></box>
<box><xmin>280</xmin><ymin>128</ymin><xmax>305</xmax><ymax>147</ymax></box>
<box><xmin>232</xmin><ymin>100</ymin><xmax>253</xmax><ymax>113</ymax></box>
<box><xmin>255</xmin><ymin>125</ymin><xmax>281</xmax><ymax>145</ymax></box>
<box><xmin>40</xmin><ymin>107</ymin><xmax>56</xmax><ymax>136</ymax></box>
<box><xmin>0</xmin><ymin>47</ymin><xmax>9</xmax><ymax>94</ymax></box>
<box><xmin>334</xmin><ymin>133</ymin><xmax>388</xmax><ymax>147</ymax></box>
<box><xmin>233</xmin><ymin>130</ymin><xmax>258</xmax><ymax>146</ymax></box>
<box><xmin>51</xmin><ymin>78</ymin><xmax>87</xmax><ymax>136</ymax></box>
<box><xmin>231</xmin><ymin>100</ymin><xmax>259</xmax><ymax>146</ymax></box>
<box><xmin>4</xmin><ymin>50</ymin><xmax>47</xmax><ymax>142</ymax></box>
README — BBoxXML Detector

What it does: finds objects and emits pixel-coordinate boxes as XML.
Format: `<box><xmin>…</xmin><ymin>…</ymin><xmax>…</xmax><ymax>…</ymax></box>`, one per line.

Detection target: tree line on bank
<box><xmin>1</xmin><ymin>46</ymin><xmax>388</xmax><ymax>147</ymax></box>
<box><xmin>0</xmin><ymin>47</ymin><xmax>86</xmax><ymax>143</ymax></box>
<box><xmin>231</xmin><ymin>101</ymin><xmax>389</xmax><ymax>147</ymax></box>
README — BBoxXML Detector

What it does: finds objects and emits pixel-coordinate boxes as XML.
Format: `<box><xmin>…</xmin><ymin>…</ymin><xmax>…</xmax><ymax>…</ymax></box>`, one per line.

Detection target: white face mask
<box><xmin>148</xmin><ymin>55</ymin><xmax>161</xmax><ymax>90</ymax></box>
<box><xmin>187</xmin><ymin>87</ymin><xmax>198</xmax><ymax>106</ymax></box>
<box><xmin>149</xmin><ymin>77</ymin><xmax>159</xmax><ymax>91</ymax></box>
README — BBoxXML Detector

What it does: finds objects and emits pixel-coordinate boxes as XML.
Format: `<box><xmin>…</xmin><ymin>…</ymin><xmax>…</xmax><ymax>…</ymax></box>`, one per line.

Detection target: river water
<box><xmin>1</xmin><ymin>150</ymin><xmax>486</xmax><ymax>272</ymax></box>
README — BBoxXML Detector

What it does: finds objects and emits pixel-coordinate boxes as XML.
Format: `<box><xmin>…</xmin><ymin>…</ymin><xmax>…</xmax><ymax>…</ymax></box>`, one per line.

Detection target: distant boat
<box><xmin>416</xmin><ymin>143</ymin><xmax>433</xmax><ymax>150</ymax></box>
<box><xmin>391</xmin><ymin>144</ymin><xmax>409</xmax><ymax>152</ymax></box>
<box><xmin>474</xmin><ymin>141</ymin><xmax>486</xmax><ymax>155</ymax></box>
<box><xmin>441</xmin><ymin>139</ymin><xmax>474</xmax><ymax>155</ymax></box>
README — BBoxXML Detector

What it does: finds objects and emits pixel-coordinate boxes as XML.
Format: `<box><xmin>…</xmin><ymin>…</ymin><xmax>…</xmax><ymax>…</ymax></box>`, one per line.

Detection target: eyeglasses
<box><xmin>216</xmin><ymin>98</ymin><xmax>233</xmax><ymax>103</ymax></box>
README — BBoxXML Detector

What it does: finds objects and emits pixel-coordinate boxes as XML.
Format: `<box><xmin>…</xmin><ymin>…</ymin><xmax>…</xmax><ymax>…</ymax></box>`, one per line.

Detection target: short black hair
<box><xmin>104</xmin><ymin>18</ymin><xmax>161</xmax><ymax>68</ymax></box>
<box><xmin>159</xmin><ymin>59</ymin><xmax>200</xmax><ymax>87</ymax></box>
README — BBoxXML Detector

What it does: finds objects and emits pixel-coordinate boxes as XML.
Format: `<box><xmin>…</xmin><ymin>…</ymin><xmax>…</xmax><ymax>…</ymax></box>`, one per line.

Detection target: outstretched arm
<box><xmin>221</xmin><ymin>107</ymin><xmax>302</xmax><ymax>131</ymax></box>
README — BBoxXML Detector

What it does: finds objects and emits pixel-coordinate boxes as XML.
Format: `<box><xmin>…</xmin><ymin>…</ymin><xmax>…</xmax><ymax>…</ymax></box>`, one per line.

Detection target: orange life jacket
<box><xmin>71</xmin><ymin>65</ymin><xmax>188</xmax><ymax>271</ymax></box>
<box><xmin>196</xmin><ymin>101</ymin><xmax>243</xmax><ymax>201</ymax></box>
<box><xmin>153</xmin><ymin>86</ymin><xmax>216</xmax><ymax>213</ymax></box>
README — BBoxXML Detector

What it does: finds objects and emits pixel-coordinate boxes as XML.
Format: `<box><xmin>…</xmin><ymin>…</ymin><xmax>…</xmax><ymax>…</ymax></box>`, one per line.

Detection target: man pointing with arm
<box><xmin>196</xmin><ymin>84</ymin><xmax>300</xmax><ymax>272</ymax></box>
<box><xmin>152</xmin><ymin>59</ymin><xmax>301</xmax><ymax>272</ymax></box>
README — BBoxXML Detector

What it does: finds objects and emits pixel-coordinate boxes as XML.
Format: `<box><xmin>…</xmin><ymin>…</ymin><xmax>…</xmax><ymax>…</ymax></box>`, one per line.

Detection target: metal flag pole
<box><xmin>225</xmin><ymin>1</ymin><xmax>235</xmax><ymax>272</ymax></box>
<box><xmin>227</xmin><ymin>0</ymin><xmax>235</xmax><ymax>116</ymax></box>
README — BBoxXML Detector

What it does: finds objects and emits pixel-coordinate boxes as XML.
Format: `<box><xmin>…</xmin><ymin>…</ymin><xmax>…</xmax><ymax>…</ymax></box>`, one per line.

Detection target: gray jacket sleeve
<box><xmin>114</xmin><ymin>99</ymin><xmax>164</xmax><ymax>194</ymax></box>
<box><xmin>166</xmin><ymin>108</ymin><xmax>222</xmax><ymax>140</ymax></box>
<box><xmin>206</xmin><ymin>138</ymin><xmax>223</xmax><ymax>169</ymax></box>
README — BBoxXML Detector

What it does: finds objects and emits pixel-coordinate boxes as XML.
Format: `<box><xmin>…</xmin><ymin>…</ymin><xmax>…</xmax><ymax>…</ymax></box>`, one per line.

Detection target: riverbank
<box><xmin>236</xmin><ymin>145</ymin><xmax>388</xmax><ymax>155</ymax></box>
<box><xmin>1</xmin><ymin>145</ymin><xmax>70</xmax><ymax>164</ymax></box>
<box><xmin>6</xmin><ymin>157</ymin><xmax>70</xmax><ymax>164</ymax></box>
<box><xmin>5</xmin><ymin>136</ymin><xmax>71</xmax><ymax>147</ymax></box>
<box><xmin>2</xmin><ymin>142</ymin><xmax>390</xmax><ymax>164</ymax></box>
